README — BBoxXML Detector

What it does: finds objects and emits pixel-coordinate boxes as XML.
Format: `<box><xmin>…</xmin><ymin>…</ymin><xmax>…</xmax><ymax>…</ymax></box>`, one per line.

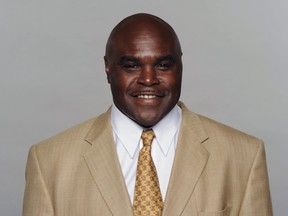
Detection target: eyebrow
<box><xmin>118</xmin><ymin>56</ymin><xmax>139</xmax><ymax>64</ymax></box>
<box><xmin>156</xmin><ymin>54</ymin><xmax>175</xmax><ymax>63</ymax></box>
<box><xmin>117</xmin><ymin>54</ymin><xmax>175</xmax><ymax>64</ymax></box>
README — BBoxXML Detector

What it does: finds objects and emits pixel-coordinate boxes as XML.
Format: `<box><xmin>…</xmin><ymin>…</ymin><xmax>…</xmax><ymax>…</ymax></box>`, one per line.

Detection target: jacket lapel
<box><xmin>83</xmin><ymin>109</ymin><xmax>133</xmax><ymax>216</ymax></box>
<box><xmin>163</xmin><ymin>103</ymin><xmax>210</xmax><ymax>216</ymax></box>
<box><xmin>82</xmin><ymin>103</ymin><xmax>209</xmax><ymax>216</ymax></box>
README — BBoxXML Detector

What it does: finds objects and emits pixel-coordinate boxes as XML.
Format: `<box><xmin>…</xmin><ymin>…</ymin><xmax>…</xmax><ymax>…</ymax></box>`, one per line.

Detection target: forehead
<box><xmin>108</xmin><ymin>18</ymin><xmax>179</xmax><ymax>57</ymax></box>
<box><xmin>119</xmin><ymin>33</ymin><xmax>173</xmax><ymax>56</ymax></box>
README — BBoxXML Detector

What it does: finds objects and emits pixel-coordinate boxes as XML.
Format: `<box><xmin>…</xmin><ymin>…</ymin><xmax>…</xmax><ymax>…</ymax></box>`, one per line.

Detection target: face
<box><xmin>105</xmin><ymin>18</ymin><xmax>182</xmax><ymax>127</ymax></box>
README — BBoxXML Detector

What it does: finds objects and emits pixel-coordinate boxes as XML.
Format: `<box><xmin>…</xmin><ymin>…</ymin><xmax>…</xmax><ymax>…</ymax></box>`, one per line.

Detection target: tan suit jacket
<box><xmin>23</xmin><ymin>103</ymin><xmax>272</xmax><ymax>216</ymax></box>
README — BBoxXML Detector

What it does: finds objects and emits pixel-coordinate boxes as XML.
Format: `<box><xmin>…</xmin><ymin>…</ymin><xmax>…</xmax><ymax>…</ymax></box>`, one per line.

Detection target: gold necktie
<box><xmin>133</xmin><ymin>130</ymin><xmax>164</xmax><ymax>216</ymax></box>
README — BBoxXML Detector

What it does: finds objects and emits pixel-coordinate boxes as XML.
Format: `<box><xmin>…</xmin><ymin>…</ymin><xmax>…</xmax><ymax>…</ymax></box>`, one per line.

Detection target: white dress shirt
<box><xmin>110</xmin><ymin>104</ymin><xmax>182</xmax><ymax>204</ymax></box>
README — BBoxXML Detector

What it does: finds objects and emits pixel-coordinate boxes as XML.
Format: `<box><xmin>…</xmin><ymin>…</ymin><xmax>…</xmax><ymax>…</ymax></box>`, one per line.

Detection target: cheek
<box><xmin>161</xmin><ymin>76</ymin><xmax>182</xmax><ymax>100</ymax></box>
<box><xmin>161</xmin><ymin>75</ymin><xmax>181</xmax><ymax>90</ymax></box>
<box><xmin>111</xmin><ymin>73</ymin><xmax>136</xmax><ymax>94</ymax></box>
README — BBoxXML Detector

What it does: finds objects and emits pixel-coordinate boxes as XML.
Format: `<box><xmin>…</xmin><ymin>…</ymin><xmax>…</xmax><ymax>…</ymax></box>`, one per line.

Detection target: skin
<box><xmin>104</xmin><ymin>13</ymin><xmax>183</xmax><ymax>128</ymax></box>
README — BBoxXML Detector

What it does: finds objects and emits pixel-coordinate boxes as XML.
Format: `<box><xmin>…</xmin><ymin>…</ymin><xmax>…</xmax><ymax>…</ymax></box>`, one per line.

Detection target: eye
<box><xmin>155</xmin><ymin>62</ymin><xmax>172</xmax><ymax>71</ymax></box>
<box><xmin>122</xmin><ymin>63</ymin><xmax>141</xmax><ymax>71</ymax></box>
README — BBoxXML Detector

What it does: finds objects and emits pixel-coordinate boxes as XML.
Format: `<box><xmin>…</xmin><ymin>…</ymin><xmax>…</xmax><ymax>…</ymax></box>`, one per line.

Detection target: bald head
<box><xmin>104</xmin><ymin>13</ymin><xmax>183</xmax><ymax>127</ymax></box>
<box><xmin>105</xmin><ymin>13</ymin><xmax>182</xmax><ymax>58</ymax></box>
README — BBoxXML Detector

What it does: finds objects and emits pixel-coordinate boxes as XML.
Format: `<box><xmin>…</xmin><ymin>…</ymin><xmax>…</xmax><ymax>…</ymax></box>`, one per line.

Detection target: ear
<box><xmin>104</xmin><ymin>56</ymin><xmax>110</xmax><ymax>84</ymax></box>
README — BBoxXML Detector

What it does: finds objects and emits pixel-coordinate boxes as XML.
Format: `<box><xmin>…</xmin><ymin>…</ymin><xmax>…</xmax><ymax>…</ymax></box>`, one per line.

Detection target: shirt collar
<box><xmin>111</xmin><ymin>104</ymin><xmax>182</xmax><ymax>158</ymax></box>
<box><xmin>153</xmin><ymin>105</ymin><xmax>182</xmax><ymax>155</ymax></box>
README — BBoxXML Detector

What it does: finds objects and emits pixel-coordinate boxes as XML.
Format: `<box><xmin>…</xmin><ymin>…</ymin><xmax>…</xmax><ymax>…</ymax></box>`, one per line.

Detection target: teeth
<box><xmin>138</xmin><ymin>95</ymin><xmax>156</xmax><ymax>99</ymax></box>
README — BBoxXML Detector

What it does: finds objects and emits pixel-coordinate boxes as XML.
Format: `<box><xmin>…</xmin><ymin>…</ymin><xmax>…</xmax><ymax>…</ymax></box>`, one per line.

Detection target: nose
<box><xmin>137</xmin><ymin>66</ymin><xmax>160</xmax><ymax>86</ymax></box>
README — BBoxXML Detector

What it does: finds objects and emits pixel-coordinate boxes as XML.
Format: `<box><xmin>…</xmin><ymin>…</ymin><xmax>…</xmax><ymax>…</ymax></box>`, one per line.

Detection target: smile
<box><xmin>137</xmin><ymin>95</ymin><xmax>157</xmax><ymax>99</ymax></box>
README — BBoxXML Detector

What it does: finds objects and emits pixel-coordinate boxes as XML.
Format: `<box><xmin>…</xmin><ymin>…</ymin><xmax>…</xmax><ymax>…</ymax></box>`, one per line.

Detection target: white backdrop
<box><xmin>1</xmin><ymin>0</ymin><xmax>287</xmax><ymax>215</ymax></box>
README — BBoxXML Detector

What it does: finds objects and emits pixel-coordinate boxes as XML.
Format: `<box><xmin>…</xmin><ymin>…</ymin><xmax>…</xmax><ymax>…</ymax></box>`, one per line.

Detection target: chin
<box><xmin>134</xmin><ymin>114</ymin><xmax>161</xmax><ymax>128</ymax></box>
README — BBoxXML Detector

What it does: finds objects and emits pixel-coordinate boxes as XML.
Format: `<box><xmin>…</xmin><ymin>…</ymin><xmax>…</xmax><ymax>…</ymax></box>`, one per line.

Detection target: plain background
<box><xmin>1</xmin><ymin>0</ymin><xmax>287</xmax><ymax>215</ymax></box>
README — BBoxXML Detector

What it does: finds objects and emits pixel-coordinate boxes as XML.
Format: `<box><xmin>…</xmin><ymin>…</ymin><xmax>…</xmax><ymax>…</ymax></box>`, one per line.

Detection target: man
<box><xmin>23</xmin><ymin>13</ymin><xmax>273</xmax><ymax>216</ymax></box>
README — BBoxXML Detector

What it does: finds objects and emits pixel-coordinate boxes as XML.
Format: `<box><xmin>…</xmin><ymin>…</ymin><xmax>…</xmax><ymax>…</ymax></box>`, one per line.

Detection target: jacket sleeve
<box><xmin>239</xmin><ymin>142</ymin><xmax>273</xmax><ymax>215</ymax></box>
<box><xmin>23</xmin><ymin>145</ymin><xmax>54</xmax><ymax>216</ymax></box>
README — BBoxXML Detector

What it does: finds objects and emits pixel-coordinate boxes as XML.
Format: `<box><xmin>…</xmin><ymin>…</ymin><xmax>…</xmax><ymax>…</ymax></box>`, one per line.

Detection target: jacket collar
<box><xmin>163</xmin><ymin>102</ymin><xmax>210</xmax><ymax>216</ymax></box>
<box><xmin>84</xmin><ymin>108</ymin><xmax>134</xmax><ymax>216</ymax></box>
<box><xmin>83</xmin><ymin>102</ymin><xmax>210</xmax><ymax>216</ymax></box>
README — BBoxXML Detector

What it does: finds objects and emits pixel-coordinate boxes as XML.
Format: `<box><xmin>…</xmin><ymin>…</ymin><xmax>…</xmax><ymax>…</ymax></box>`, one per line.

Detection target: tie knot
<box><xmin>141</xmin><ymin>129</ymin><xmax>155</xmax><ymax>146</ymax></box>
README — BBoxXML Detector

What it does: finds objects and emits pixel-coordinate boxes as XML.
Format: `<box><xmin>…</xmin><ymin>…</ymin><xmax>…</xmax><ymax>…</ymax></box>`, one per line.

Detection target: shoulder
<box><xmin>31</xmin><ymin>109</ymin><xmax>111</xmax><ymax>157</ymax></box>
<box><xmin>199</xmin><ymin>114</ymin><xmax>262</xmax><ymax>145</ymax></box>
<box><xmin>179</xmin><ymin>102</ymin><xmax>263</xmax><ymax>154</ymax></box>
<box><xmin>198</xmin><ymin>114</ymin><xmax>264</xmax><ymax>160</ymax></box>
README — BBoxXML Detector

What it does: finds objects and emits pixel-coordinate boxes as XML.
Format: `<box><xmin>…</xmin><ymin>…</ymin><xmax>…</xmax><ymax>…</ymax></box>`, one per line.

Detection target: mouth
<box><xmin>137</xmin><ymin>94</ymin><xmax>157</xmax><ymax>99</ymax></box>
<box><xmin>130</xmin><ymin>89</ymin><xmax>164</xmax><ymax>99</ymax></box>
